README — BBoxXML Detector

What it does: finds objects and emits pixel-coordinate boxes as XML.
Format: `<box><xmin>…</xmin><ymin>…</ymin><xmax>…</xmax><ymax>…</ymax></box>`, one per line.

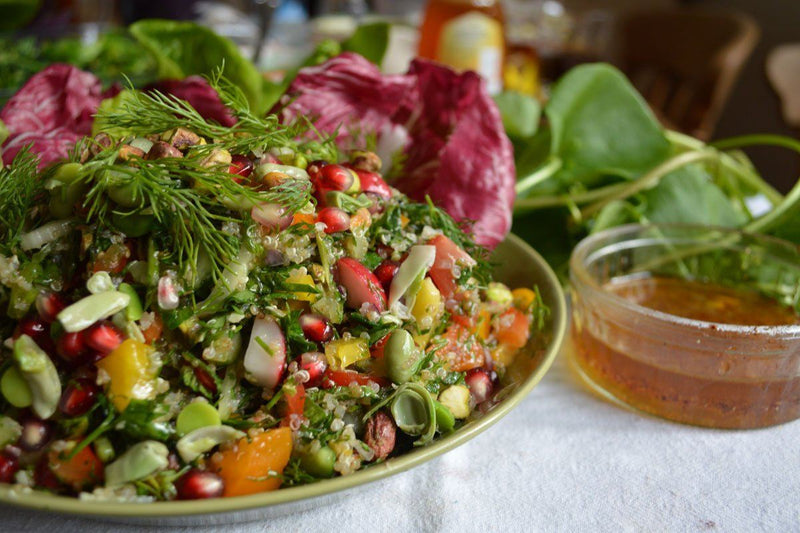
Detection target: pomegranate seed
<box><xmin>317</xmin><ymin>207</ymin><xmax>350</xmax><ymax>234</ymax></box>
<box><xmin>306</xmin><ymin>160</ymin><xmax>328</xmax><ymax>180</ymax></box>
<box><xmin>34</xmin><ymin>456</ymin><xmax>60</xmax><ymax>490</ymax></box>
<box><xmin>85</xmin><ymin>321</ymin><xmax>123</xmax><ymax>355</ymax></box>
<box><xmin>59</xmin><ymin>378</ymin><xmax>100</xmax><ymax>417</ymax></box>
<box><xmin>299</xmin><ymin>314</ymin><xmax>333</xmax><ymax>343</ymax></box>
<box><xmin>228</xmin><ymin>154</ymin><xmax>253</xmax><ymax>181</ymax></box>
<box><xmin>57</xmin><ymin>331</ymin><xmax>88</xmax><ymax>363</ymax></box>
<box><xmin>19</xmin><ymin>418</ymin><xmax>52</xmax><ymax>452</ymax></box>
<box><xmin>175</xmin><ymin>469</ymin><xmax>225</xmax><ymax>500</ymax></box>
<box><xmin>194</xmin><ymin>366</ymin><xmax>218</xmax><ymax>395</ymax></box>
<box><xmin>251</xmin><ymin>202</ymin><xmax>291</xmax><ymax>232</ymax></box>
<box><xmin>0</xmin><ymin>452</ymin><xmax>19</xmax><ymax>483</ymax></box>
<box><xmin>14</xmin><ymin>316</ymin><xmax>50</xmax><ymax>344</ymax></box>
<box><xmin>35</xmin><ymin>292</ymin><xmax>66</xmax><ymax>323</ymax></box>
<box><xmin>315</xmin><ymin>164</ymin><xmax>355</xmax><ymax>192</ymax></box>
<box><xmin>373</xmin><ymin>260</ymin><xmax>400</xmax><ymax>293</ymax></box>
<box><xmin>376</xmin><ymin>243</ymin><xmax>393</xmax><ymax>259</ymax></box>
<box><xmin>300</xmin><ymin>352</ymin><xmax>328</xmax><ymax>387</ymax></box>
<box><xmin>352</xmin><ymin>169</ymin><xmax>391</xmax><ymax>199</ymax></box>
<box><xmin>465</xmin><ymin>369</ymin><xmax>494</xmax><ymax>404</ymax></box>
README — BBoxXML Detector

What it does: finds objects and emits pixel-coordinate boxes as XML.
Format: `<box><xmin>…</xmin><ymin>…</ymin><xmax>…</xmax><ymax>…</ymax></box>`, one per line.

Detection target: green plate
<box><xmin>0</xmin><ymin>233</ymin><xmax>567</xmax><ymax>525</ymax></box>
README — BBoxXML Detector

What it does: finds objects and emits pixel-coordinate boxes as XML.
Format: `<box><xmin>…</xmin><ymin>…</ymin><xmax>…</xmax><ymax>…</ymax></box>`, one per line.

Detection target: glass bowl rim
<box><xmin>569</xmin><ymin>223</ymin><xmax>800</xmax><ymax>338</ymax></box>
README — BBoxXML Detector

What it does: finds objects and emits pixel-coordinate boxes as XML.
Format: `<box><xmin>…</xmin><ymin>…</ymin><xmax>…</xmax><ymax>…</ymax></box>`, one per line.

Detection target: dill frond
<box><xmin>0</xmin><ymin>147</ymin><xmax>43</xmax><ymax>249</ymax></box>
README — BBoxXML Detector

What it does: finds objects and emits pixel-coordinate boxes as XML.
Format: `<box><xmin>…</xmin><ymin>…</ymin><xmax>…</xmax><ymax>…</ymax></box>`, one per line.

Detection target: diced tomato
<box><xmin>283</xmin><ymin>384</ymin><xmax>305</xmax><ymax>421</ymax></box>
<box><xmin>494</xmin><ymin>308</ymin><xmax>531</xmax><ymax>349</ymax></box>
<box><xmin>370</xmin><ymin>335</ymin><xmax>390</xmax><ymax>359</ymax></box>
<box><xmin>428</xmin><ymin>235</ymin><xmax>476</xmax><ymax>297</ymax></box>
<box><xmin>92</xmin><ymin>242</ymin><xmax>132</xmax><ymax>274</ymax></box>
<box><xmin>323</xmin><ymin>369</ymin><xmax>389</xmax><ymax>388</ymax></box>
<box><xmin>291</xmin><ymin>213</ymin><xmax>316</xmax><ymax>226</ymax></box>
<box><xmin>141</xmin><ymin>313</ymin><xmax>163</xmax><ymax>345</ymax></box>
<box><xmin>48</xmin><ymin>445</ymin><xmax>103</xmax><ymax>492</ymax></box>
<box><xmin>440</xmin><ymin>324</ymin><xmax>486</xmax><ymax>372</ymax></box>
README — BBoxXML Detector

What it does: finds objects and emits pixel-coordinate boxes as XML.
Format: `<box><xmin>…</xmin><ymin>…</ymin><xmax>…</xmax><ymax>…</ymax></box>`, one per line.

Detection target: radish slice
<box><xmin>251</xmin><ymin>203</ymin><xmax>291</xmax><ymax>232</ymax></box>
<box><xmin>334</xmin><ymin>257</ymin><xmax>387</xmax><ymax>312</ymax></box>
<box><xmin>243</xmin><ymin>317</ymin><xmax>286</xmax><ymax>390</ymax></box>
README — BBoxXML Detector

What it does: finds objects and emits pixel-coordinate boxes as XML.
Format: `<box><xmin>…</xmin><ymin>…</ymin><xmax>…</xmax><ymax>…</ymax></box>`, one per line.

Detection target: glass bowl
<box><xmin>569</xmin><ymin>224</ymin><xmax>800</xmax><ymax>429</ymax></box>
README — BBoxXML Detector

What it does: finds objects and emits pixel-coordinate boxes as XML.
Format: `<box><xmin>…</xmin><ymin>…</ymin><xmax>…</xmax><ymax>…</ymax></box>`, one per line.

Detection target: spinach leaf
<box><xmin>493</xmin><ymin>91</ymin><xmax>541</xmax><ymax>139</ymax></box>
<box><xmin>129</xmin><ymin>19</ymin><xmax>265</xmax><ymax>112</ymax></box>
<box><xmin>641</xmin><ymin>165</ymin><xmax>748</xmax><ymax>227</ymax></box>
<box><xmin>341</xmin><ymin>22</ymin><xmax>390</xmax><ymax>66</ymax></box>
<box><xmin>544</xmin><ymin>63</ymin><xmax>671</xmax><ymax>190</ymax></box>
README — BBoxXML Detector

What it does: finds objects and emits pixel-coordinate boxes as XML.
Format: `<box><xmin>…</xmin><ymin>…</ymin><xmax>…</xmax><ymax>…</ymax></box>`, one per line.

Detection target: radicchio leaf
<box><xmin>280</xmin><ymin>53</ymin><xmax>515</xmax><ymax>248</ymax></box>
<box><xmin>146</xmin><ymin>76</ymin><xmax>236</xmax><ymax>127</ymax></box>
<box><xmin>1</xmin><ymin>64</ymin><xmax>103</xmax><ymax>168</ymax></box>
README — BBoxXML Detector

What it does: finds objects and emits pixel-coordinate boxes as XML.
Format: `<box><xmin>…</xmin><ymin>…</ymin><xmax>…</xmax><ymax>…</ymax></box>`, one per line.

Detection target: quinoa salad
<box><xmin>0</xmin><ymin>74</ymin><xmax>546</xmax><ymax>501</ymax></box>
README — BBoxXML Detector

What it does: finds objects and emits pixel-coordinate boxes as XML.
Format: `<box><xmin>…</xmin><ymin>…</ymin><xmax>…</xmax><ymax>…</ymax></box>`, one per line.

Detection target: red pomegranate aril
<box><xmin>316</xmin><ymin>164</ymin><xmax>355</xmax><ymax>192</ymax></box>
<box><xmin>299</xmin><ymin>314</ymin><xmax>333</xmax><ymax>343</ymax></box>
<box><xmin>34</xmin><ymin>456</ymin><xmax>60</xmax><ymax>490</ymax></box>
<box><xmin>59</xmin><ymin>379</ymin><xmax>100</xmax><ymax>417</ymax></box>
<box><xmin>175</xmin><ymin>469</ymin><xmax>225</xmax><ymax>500</ymax></box>
<box><xmin>465</xmin><ymin>369</ymin><xmax>494</xmax><ymax>404</ymax></box>
<box><xmin>57</xmin><ymin>331</ymin><xmax>88</xmax><ymax>362</ymax></box>
<box><xmin>306</xmin><ymin>160</ymin><xmax>328</xmax><ymax>180</ymax></box>
<box><xmin>228</xmin><ymin>154</ymin><xmax>253</xmax><ymax>181</ymax></box>
<box><xmin>15</xmin><ymin>316</ymin><xmax>48</xmax><ymax>342</ymax></box>
<box><xmin>300</xmin><ymin>351</ymin><xmax>328</xmax><ymax>387</ymax></box>
<box><xmin>370</xmin><ymin>334</ymin><xmax>390</xmax><ymax>359</ymax></box>
<box><xmin>353</xmin><ymin>169</ymin><xmax>392</xmax><ymax>199</ymax></box>
<box><xmin>0</xmin><ymin>453</ymin><xmax>19</xmax><ymax>483</ymax></box>
<box><xmin>317</xmin><ymin>207</ymin><xmax>350</xmax><ymax>234</ymax></box>
<box><xmin>194</xmin><ymin>366</ymin><xmax>218</xmax><ymax>395</ymax></box>
<box><xmin>35</xmin><ymin>292</ymin><xmax>67</xmax><ymax>323</ymax></box>
<box><xmin>19</xmin><ymin>418</ymin><xmax>52</xmax><ymax>452</ymax></box>
<box><xmin>374</xmin><ymin>260</ymin><xmax>400</xmax><ymax>293</ymax></box>
<box><xmin>85</xmin><ymin>321</ymin><xmax>123</xmax><ymax>355</ymax></box>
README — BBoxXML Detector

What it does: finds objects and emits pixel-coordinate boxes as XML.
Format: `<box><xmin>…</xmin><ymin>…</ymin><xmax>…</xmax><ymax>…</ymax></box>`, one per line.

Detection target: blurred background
<box><xmin>1</xmin><ymin>0</ymin><xmax>797</xmax><ymax>191</ymax></box>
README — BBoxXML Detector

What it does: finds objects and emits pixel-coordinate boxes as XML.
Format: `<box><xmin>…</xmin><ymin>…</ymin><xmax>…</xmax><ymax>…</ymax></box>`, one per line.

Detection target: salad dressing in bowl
<box><xmin>570</xmin><ymin>224</ymin><xmax>800</xmax><ymax>429</ymax></box>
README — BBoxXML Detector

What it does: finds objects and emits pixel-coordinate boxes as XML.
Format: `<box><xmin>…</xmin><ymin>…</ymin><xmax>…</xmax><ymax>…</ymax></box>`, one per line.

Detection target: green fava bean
<box><xmin>384</xmin><ymin>329</ymin><xmax>421</xmax><ymax>385</ymax></box>
<box><xmin>176</xmin><ymin>402</ymin><xmax>221</xmax><ymax>436</ymax></box>
<box><xmin>118</xmin><ymin>283</ymin><xmax>144</xmax><ymax>321</ymax></box>
<box><xmin>389</xmin><ymin>383</ymin><xmax>437</xmax><ymax>446</ymax></box>
<box><xmin>13</xmin><ymin>335</ymin><xmax>61</xmax><ymax>419</ymax></box>
<box><xmin>300</xmin><ymin>445</ymin><xmax>336</xmax><ymax>478</ymax></box>
<box><xmin>0</xmin><ymin>416</ymin><xmax>22</xmax><ymax>447</ymax></box>
<box><xmin>433</xmin><ymin>400</ymin><xmax>455</xmax><ymax>434</ymax></box>
<box><xmin>105</xmin><ymin>440</ymin><xmax>169</xmax><ymax>486</ymax></box>
<box><xmin>111</xmin><ymin>211</ymin><xmax>154</xmax><ymax>238</ymax></box>
<box><xmin>176</xmin><ymin>425</ymin><xmax>244</xmax><ymax>463</ymax></box>
<box><xmin>1</xmin><ymin>366</ymin><xmax>33</xmax><ymax>408</ymax></box>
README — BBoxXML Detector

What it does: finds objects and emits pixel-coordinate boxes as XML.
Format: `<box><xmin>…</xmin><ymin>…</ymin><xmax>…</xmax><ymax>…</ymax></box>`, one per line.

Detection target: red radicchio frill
<box><xmin>1</xmin><ymin>64</ymin><xmax>103</xmax><ymax>168</ymax></box>
<box><xmin>146</xmin><ymin>76</ymin><xmax>236</xmax><ymax>128</ymax></box>
<box><xmin>280</xmin><ymin>53</ymin><xmax>515</xmax><ymax>249</ymax></box>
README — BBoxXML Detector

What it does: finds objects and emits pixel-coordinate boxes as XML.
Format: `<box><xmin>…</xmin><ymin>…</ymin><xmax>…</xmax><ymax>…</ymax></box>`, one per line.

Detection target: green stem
<box><xmin>515</xmin><ymin>157</ymin><xmax>563</xmax><ymax>197</ymax></box>
<box><xmin>580</xmin><ymin>150</ymin><xmax>716</xmax><ymax>218</ymax></box>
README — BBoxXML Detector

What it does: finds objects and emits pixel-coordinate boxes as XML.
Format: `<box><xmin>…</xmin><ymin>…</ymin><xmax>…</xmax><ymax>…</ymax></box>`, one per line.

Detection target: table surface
<box><xmin>3</xmin><ymin>351</ymin><xmax>798</xmax><ymax>533</ymax></box>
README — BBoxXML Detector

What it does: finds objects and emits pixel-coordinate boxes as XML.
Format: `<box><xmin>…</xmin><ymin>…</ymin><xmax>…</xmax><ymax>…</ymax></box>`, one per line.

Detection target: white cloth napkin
<box><xmin>3</xmin><ymin>352</ymin><xmax>798</xmax><ymax>532</ymax></box>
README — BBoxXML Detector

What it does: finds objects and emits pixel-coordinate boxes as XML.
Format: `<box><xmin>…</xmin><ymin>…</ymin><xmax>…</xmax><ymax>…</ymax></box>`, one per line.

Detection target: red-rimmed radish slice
<box><xmin>334</xmin><ymin>258</ymin><xmax>387</xmax><ymax>312</ymax></box>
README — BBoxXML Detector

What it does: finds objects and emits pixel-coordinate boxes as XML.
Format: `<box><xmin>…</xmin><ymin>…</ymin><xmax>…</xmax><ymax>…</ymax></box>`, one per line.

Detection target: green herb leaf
<box><xmin>341</xmin><ymin>22</ymin><xmax>391</xmax><ymax>65</ymax></box>
<box><xmin>493</xmin><ymin>91</ymin><xmax>541</xmax><ymax>139</ymax></box>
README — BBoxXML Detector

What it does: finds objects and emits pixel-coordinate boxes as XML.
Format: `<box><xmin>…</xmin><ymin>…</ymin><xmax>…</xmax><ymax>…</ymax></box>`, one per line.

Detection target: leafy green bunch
<box><xmin>496</xmin><ymin>64</ymin><xmax>800</xmax><ymax>273</ymax></box>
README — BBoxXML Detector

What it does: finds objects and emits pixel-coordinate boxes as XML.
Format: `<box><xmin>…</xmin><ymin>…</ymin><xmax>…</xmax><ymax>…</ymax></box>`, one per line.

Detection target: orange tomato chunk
<box><xmin>49</xmin><ymin>445</ymin><xmax>104</xmax><ymax>492</ymax></box>
<box><xmin>494</xmin><ymin>308</ymin><xmax>531</xmax><ymax>349</ymax></box>
<box><xmin>210</xmin><ymin>427</ymin><xmax>293</xmax><ymax>497</ymax></box>
<box><xmin>440</xmin><ymin>324</ymin><xmax>485</xmax><ymax>372</ymax></box>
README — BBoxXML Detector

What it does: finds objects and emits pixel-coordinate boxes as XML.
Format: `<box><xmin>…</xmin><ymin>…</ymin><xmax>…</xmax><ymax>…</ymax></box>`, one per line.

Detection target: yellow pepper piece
<box><xmin>475</xmin><ymin>308</ymin><xmax>492</xmax><ymax>340</ymax></box>
<box><xmin>96</xmin><ymin>339</ymin><xmax>157</xmax><ymax>411</ymax></box>
<box><xmin>512</xmin><ymin>287</ymin><xmax>537</xmax><ymax>310</ymax></box>
<box><xmin>286</xmin><ymin>271</ymin><xmax>318</xmax><ymax>303</ymax></box>
<box><xmin>325</xmin><ymin>338</ymin><xmax>369</xmax><ymax>370</ymax></box>
<box><xmin>491</xmin><ymin>344</ymin><xmax>517</xmax><ymax>369</ymax></box>
<box><xmin>411</xmin><ymin>278</ymin><xmax>443</xmax><ymax>348</ymax></box>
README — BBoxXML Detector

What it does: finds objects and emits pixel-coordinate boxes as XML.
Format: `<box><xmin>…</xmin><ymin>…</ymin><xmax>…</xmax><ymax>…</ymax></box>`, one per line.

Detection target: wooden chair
<box><xmin>613</xmin><ymin>8</ymin><xmax>759</xmax><ymax>141</ymax></box>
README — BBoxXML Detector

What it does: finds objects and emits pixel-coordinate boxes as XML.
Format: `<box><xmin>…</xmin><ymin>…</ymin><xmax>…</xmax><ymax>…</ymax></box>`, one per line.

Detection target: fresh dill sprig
<box><xmin>94</xmin><ymin>70</ymin><xmax>336</xmax><ymax>161</ymax></box>
<box><xmin>79</xmin><ymin>148</ymin><xmax>312</xmax><ymax>279</ymax></box>
<box><xmin>0</xmin><ymin>147</ymin><xmax>43</xmax><ymax>250</ymax></box>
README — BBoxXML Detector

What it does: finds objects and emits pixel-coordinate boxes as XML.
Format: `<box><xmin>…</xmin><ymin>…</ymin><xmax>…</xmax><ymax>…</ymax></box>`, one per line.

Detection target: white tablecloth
<box><xmin>3</xmin><ymin>352</ymin><xmax>798</xmax><ymax>532</ymax></box>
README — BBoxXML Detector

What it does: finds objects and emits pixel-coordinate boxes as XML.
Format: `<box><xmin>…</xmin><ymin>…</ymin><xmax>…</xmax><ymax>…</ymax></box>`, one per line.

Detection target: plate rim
<box><xmin>0</xmin><ymin>232</ymin><xmax>567</xmax><ymax>518</ymax></box>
